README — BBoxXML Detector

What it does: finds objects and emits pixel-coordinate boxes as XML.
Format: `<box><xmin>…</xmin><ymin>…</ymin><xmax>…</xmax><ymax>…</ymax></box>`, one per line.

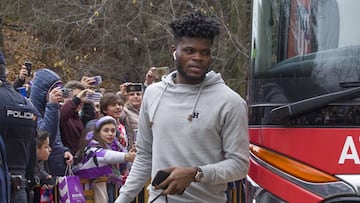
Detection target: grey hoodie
<box><xmin>117</xmin><ymin>70</ymin><xmax>249</xmax><ymax>203</ymax></box>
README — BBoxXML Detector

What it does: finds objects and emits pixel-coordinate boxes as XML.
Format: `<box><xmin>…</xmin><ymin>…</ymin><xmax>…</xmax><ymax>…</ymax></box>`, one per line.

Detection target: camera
<box><xmin>126</xmin><ymin>83</ymin><xmax>143</xmax><ymax>92</ymax></box>
<box><xmin>24</xmin><ymin>62</ymin><xmax>32</xmax><ymax>76</ymax></box>
<box><xmin>61</xmin><ymin>87</ymin><xmax>72</xmax><ymax>98</ymax></box>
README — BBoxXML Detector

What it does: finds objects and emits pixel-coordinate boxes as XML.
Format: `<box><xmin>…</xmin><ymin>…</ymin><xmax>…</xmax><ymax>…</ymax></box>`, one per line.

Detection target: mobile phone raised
<box><xmin>85</xmin><ymin>92</ymin><xmax>102</xmax><ymax>102</ymax></box>
<box><xmin>90</xmin><ymin>75</ymin><xmax>102</xmax><ymax>85</ymax></box>
<box><xmin>24</xmin><ymin>62</ymin><xmax>32</xmax><ymax>76</ymax></box>
<box><xmin>154</xmin><ymin>67</ymin><xmax>169</xmax><ymax>79</ymax></box>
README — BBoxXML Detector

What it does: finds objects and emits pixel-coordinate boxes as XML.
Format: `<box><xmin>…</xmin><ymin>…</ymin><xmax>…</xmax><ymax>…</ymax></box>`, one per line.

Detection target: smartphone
<box><xmin>90</xmin><ymin>75</ymin><xmax>102</xmax><ymax>85</ymax></box>
<box><xmin>85</xmin><ymin>92</ymin><xmax>102</xmax><ymax>102</ymax></box>
<box><xmin>126</xmin><ymin>83</ymin><xmax>143</xmax><ymax>92</ymax></box>
<box><xmin>24</xmin><ymin>62</ymin><xmax>32</xmax><ymax>76</ymax></box>
<box><xmin>152</xmin><ymin>170</ymin><xmax>170</xmax><ymax>188</ymax></box>
<box><xmin>154</xmin><ymin>67</ymin><xmax>169</xmax><ymax>79</ymax></box>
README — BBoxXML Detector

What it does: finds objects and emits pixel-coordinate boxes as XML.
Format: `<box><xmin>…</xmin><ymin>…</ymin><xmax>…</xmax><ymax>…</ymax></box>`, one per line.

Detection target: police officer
<box><xmin>0</xmin><ymin>50</ymin><xmax>37</xmax><ymax>203</ymax></box>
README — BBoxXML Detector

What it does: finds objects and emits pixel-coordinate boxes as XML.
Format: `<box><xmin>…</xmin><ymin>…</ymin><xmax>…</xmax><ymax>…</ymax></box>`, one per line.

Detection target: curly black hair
<box><xmin>170</xmin><ymin>11</ymin><xmax>221</xmax><ymax>43</ymax></box>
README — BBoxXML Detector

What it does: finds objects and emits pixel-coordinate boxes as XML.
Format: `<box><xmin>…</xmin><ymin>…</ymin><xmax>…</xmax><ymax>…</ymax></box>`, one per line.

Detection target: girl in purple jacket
<box><xmin>74</xmin><ymin>116</ymin><xmax>136</xmax><ymax>202</ymax></box>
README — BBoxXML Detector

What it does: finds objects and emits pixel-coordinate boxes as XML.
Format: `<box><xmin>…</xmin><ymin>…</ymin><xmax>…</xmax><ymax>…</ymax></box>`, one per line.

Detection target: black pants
<box><xmin>131</xmin><ymin>187</ymin><xmax>145</xmax><ymax>203</ymax></box>
<box><xmin>11</xmin><ymin>188</ymin><xmax>27</xmax><ymax>203</ymax></box>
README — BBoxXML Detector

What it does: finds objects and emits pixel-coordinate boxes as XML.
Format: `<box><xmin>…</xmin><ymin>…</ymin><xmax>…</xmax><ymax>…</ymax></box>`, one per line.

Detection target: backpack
<box><xmin>0</xmin><ymin>134</ymin><xmax>10</xmax><ymax>203</ymax></box>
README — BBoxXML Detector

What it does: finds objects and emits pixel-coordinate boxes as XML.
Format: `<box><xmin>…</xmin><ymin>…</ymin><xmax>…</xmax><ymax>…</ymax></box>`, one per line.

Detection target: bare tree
<box><xmin>0</xmin><ymin>0</ymin><xmax>251</xmax><ymax>95</ymax></box>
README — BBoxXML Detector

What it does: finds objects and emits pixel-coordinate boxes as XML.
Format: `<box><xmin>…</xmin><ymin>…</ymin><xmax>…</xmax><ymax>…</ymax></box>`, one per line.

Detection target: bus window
<box><xmin>250</xmin><ymin>0</ymin><xmax>360</xmax><ymax>105</ymax></box>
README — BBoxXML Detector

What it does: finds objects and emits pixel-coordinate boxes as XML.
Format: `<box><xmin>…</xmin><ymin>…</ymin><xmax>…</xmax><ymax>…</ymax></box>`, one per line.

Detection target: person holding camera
<box><xmin>12</xmin><ymin>62</ymin><xmax>33</xmax><ymax>97</ymax></box>
<box><xmin>116</xmin><ymin>11</ymin><xmax>249</xmax><ymax>203</ymax></box>
<box><xmin>30</xmin><ymin>68</ymin><xmax>73</xmax><ymax>177</ymax></box>
<box><xmin>60</xmin><ymin>80</ymin><xmax>95</xmax><ymax>155</ymax></box>
<box><xmin>117</xmin><ymin>82</ymin><xmax>145</xmax><ymax>203</ymax></box>
<box><xmin>118</xmin><ymin>83</ymin><xmax>143</xmax><ymax>151</ymax></box>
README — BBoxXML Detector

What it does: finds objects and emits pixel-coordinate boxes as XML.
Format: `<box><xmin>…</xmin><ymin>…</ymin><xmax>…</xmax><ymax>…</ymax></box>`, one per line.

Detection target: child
<box><xmin>99</xmin><ymin>93</ymin><xmax>130</xmax><ymax>203</ymax></box>
<box><xmin>74</xmin><ymin>116</ymin><xmax>136</xmax><ymax>203</ymax></box>
<box><xmin>100</xmin><ymin>93</ymin><xmax>128</xmax><ymax>147</ymax></box>
<box><xmin>33</xmin><ymin>130</ymin><xmax>55</xmax><ymax>203</ymax></box>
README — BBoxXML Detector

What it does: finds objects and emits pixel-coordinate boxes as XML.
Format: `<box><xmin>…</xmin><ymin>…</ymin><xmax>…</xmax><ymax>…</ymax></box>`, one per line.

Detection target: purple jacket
<box><xmin>73</xmin><ymin>140</ymin><xmax>127</xmax><ymax>180</ymax></box>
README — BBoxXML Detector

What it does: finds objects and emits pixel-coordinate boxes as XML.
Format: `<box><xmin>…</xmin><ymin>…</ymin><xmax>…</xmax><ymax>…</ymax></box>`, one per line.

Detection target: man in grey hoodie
<box><xmin>116</xmin><ymin>11</ymin><xmax>249</xmax><ymax>203</ymax></box>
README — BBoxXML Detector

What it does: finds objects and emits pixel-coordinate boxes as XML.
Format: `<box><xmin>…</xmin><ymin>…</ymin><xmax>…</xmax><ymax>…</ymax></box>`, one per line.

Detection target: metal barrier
<box><xmin>80</xmin><ymin>176</ymin><xmax>109</xmax><ymax>203</ymax></box>
<box><xmin>227</xmin><ymin>180</ymin><xmax>244</xmax><ymax>203</ymax></box>
<box><xmin>134</xmin><ymin>179</ymin><xmax>244</xmax><ymax>203</ymax></box>
<box><xmin>50</xmin><ymin>178</ymin><xmax>243</xmax><ymax>203</ymax></box>
<box><xmin>134</xmin><ymin>179</ymin><xmax>150</xmax><ymax>203</ymax></box>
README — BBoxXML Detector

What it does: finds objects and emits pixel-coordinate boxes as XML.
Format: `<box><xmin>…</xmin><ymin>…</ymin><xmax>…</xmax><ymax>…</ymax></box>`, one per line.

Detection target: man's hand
<box><xmin>48</xmin><ymin>87</ymin><xmax>63</xmax><ymax>104</ymax></box>
<box><xmin>76</xmin><ymin>89</ymin><xmax>94</xmax><ymax>103</ymax></box>
<box><xmin>19</xmin><ymin>66</ymin><xmax>29</xmax><ymax>80</ymax></box>
<box><xmin>80</xmin><ymin>76</ymin><xmax>96</xmax><ymax>89</ymax></box>
<box><xmin>144</xmin><ymin>67</ymin><xmax>156</xmax><ymax>86</ymax></box>
<box><xmin>119</xmin><ymin>82</ymin><xmax>131</xmax><ymax>98</ymax></box>
<box><xmin>155</xmin><ymin>167</ymin><xmax>197</xmax><ymax>195</ymax></box>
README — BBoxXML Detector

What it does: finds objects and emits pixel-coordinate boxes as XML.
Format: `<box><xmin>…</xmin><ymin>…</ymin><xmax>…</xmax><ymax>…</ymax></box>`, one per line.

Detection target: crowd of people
<box><xmin>0</xmin><ymin>11</ymin><xmax>249</xmax><ymax>203</ymax></box>
<box><xmin>1</xmin><ymin>52</ymin><xmax>152</xmax><ymax>203</ymax></box>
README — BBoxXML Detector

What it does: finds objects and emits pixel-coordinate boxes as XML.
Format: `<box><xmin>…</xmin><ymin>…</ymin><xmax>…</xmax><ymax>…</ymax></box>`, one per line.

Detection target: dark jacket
<box><xmin>12</xmin><ymin>77</ymin><xmax>25</xmax><ymax>89</ymax></box>
<box><xmin>60</xmin><ymin>97</ymin><xmax>85</xmax><ymax>155</ymax></box>
<box><xmin>80</xmin><ymin>101</ymin><xmax>96</xmax><ymax>127</ymax></box>
<box><xmin>30</xmin><ymin>68</ymin><xmax>69</xmax><ymax>177</ymax></box>
<box><xmin>0</xmin><ymin>82</ymin><xmax>37</xmax><ymax>178</ymax></box>
<box><xmin>33</xmin><ymin>161</ymin><xmax>50</xmax><ymax>185</ymax></box>
<box><xmin>12</xmin><ymin>77</ymin><xmax>31</xmax><ymax>97</ymax></box>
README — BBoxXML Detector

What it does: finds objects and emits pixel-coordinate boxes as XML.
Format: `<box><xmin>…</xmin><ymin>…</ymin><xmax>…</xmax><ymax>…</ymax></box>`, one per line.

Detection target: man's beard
<box><xmin>176</xmin><ymin>60</ymin><xmax>208</xmax><ymax>82</ymax></box>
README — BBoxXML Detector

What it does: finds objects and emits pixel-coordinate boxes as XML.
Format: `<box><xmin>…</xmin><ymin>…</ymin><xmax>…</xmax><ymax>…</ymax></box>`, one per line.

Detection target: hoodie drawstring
<box><xmin>148</xmin><ymin>82</ymin><xmax>205</xmax><ymax>127</ymax></box>
<box><xmin>148</xmin><ymin>83</ymin><xmax>169</xmax><ymax>128</ymax></box>
<box><xmin>187</xmin><ymin>84</ymin><xmax>204</xmax><ymax>121</ymax></box>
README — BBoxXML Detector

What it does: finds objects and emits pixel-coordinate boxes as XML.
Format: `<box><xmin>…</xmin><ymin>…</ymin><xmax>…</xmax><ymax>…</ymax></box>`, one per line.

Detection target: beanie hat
<box><xmin>95</xmin><ymin>116</ymin><xmax>116</xmax><ymax>130</ymax></box>
<box><xmin>85</xmin><ymin>116</ymin><xmax>116</xmax><ymax>140</ymax></box>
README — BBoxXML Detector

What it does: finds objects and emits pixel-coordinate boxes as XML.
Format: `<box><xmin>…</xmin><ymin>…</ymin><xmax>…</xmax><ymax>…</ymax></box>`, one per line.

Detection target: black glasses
<box><xmin>149</xmin><ymin>192</ymin><xmax>168</xmax><ymax>203</ymax></box>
